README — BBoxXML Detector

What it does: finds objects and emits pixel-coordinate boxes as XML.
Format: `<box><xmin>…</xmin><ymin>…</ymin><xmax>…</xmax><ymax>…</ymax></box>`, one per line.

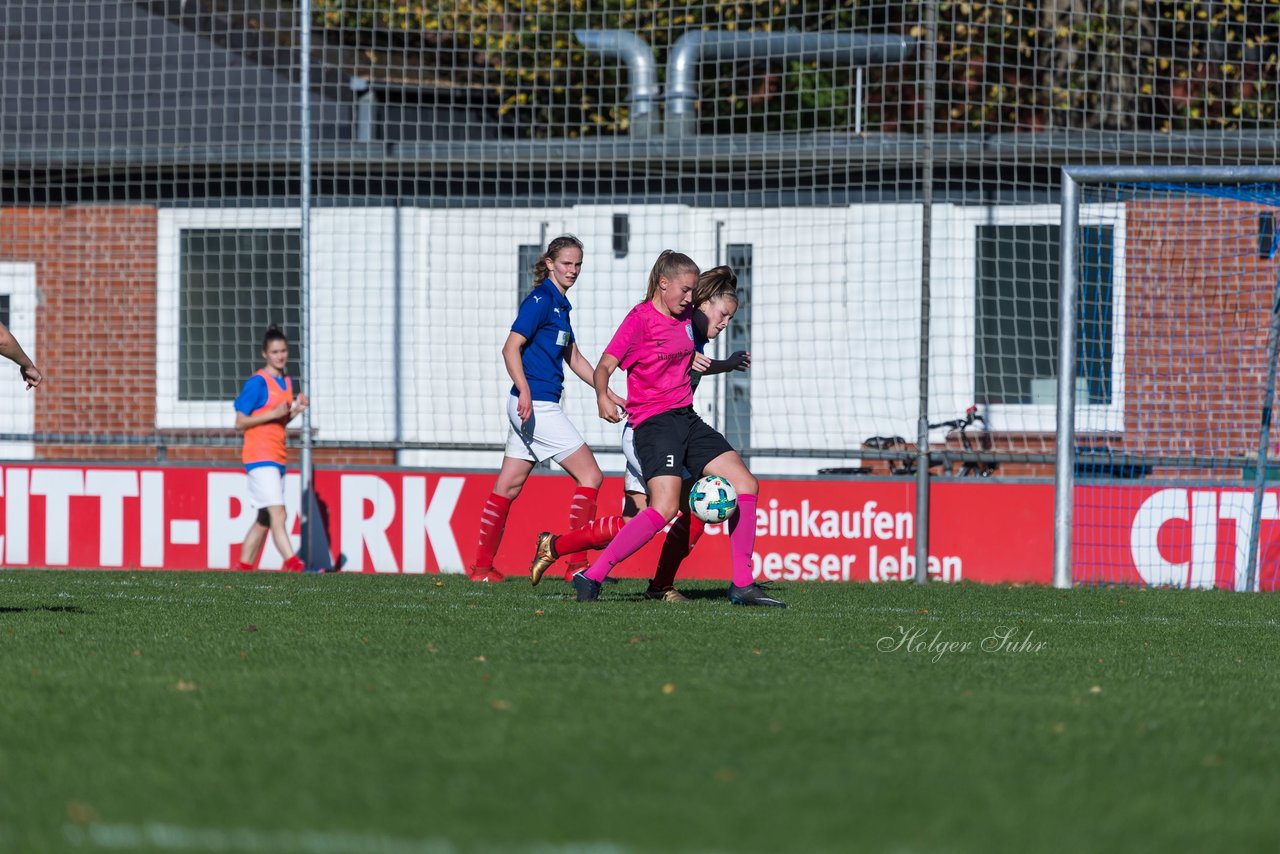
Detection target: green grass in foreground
<box><xmin>1</xmin><ymin>570</ymin><xmax>1279</xmax><ymax>854</ymax></box>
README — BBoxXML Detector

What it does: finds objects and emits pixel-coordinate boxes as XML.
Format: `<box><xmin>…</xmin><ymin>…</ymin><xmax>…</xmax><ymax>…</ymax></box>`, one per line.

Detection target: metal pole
<box><xmin>298</xmin><ymin>0</ymin><xmax>314</xmax><ymax>568</ymax></box>
<box><xmin>854</xmin><ymin>67</ymin><xmax>864</xmax><ymax>135</ymax></box>
<box><xmin>1052</xmin><ymin>169</ymin><xmax>1080</xmax><ymax>589</ymax></box>
<box><xmin>393</xmin><ymin>204</ymin><xmax>403</xmax><ymax>446</ymax></box>
<box><xmin>1244</xmin><ymin>262</ymin><xmax>1280</xmax><ymax>592</ymax></box>
<box><xmin>914</xmin><ymin>2</ymin><xmax>937</xmax><ymax>584</ymax></box>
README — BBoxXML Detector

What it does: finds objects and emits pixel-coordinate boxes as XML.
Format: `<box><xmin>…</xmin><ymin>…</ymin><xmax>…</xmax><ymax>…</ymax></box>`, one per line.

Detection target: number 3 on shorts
<box><xmin>666</xmin><ymin>454</ymin><xmax>675</xmax><ymax>469</ymax></box>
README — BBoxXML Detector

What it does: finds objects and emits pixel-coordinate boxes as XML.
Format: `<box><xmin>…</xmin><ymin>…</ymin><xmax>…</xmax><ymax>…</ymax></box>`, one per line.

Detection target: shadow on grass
<box><xmin>0</xmin><ymin>605</ymin><xmax>87</xmax><ymax>614</ymax></box>
<box><xmin>679</xmin><ymin>587</ymin><xmax>730</xmax><ymax>601</ymax></box>
<box><xmin>626</xmin><ymin>585</ymin><xmax>730</xmax><ymax>602</ymax></box>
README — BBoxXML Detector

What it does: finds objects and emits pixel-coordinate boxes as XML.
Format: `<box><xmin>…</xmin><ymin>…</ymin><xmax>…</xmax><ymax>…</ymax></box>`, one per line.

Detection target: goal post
<box><xmin>1055</xmin><ymin>165</ymin><xmax>1280</xmax><ymax>591</ymax></box>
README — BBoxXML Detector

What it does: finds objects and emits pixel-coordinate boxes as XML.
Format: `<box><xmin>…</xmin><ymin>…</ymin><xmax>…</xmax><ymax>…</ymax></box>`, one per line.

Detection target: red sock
<box><xmin>562</xmin><ymin>486</ymin><xmax>599</xmax><ymax>569</ymax></box>
<box><xmin>650</xmin><ymin>513</ymin><xmax>704</xmax><ymax>591</ymax></box>
<box><xmin>283</xmin><ymin>555</ymin><xmax>305</xmax><ymax>573</ymax></box>
<box><xmin>235</xmin><ymin>559</ymin><xmax>256</xmax><ymax>572</ymax></box>
<box><xmin>473</xmin><ymin>493</ymin><xmax>513</xmax><ymax>569</ymax></box>
<box><xmin>554</xmin><ymin>515</ymin><xmax>626</xmax><ymax>557</ymax></box>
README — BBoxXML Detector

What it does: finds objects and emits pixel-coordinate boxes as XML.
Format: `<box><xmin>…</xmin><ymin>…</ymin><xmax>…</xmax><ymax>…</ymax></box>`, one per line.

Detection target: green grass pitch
<box><xmin>2</xmin><ymin>570</ymin><xmax>1279</xmax><ymax>853</ymax></box>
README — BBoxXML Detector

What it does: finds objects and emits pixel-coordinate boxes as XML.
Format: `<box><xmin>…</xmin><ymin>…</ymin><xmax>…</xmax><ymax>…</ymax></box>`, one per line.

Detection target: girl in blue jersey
<box><xmin>467</xmin><ymin>235</ymin><xmax>625</xmax><ymax>582</ymax></box>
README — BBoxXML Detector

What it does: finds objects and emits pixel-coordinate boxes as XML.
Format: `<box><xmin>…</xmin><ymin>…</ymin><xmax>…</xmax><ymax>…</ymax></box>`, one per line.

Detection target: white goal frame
<box><xmin>1054</xmin><ymin>165</ymin><xmax>1280</xmax><ymax>590</ymax></box>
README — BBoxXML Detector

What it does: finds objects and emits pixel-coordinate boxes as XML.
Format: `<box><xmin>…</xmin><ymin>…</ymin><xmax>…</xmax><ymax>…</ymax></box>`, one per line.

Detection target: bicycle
<box><xmin>928</xmin><ymin>405</ymin><xmax>998</xmax><ymax>477</ymax></box>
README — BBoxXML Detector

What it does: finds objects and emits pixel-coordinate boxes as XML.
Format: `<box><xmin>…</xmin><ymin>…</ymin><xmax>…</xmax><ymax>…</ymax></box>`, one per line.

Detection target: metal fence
<box><xmin>3</xmin><ymin>1</ymin><xmax>1279</xmax><ymax>579</ymax></box>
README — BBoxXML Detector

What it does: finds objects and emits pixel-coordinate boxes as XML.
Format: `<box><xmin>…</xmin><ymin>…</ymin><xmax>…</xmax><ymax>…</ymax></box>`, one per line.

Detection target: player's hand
<box><xmin>20</xmin><ymin>364</ymin><xmax>42</xmax><ymax>390</ymax></box>
<box><xmin>691</xmin><ymin>352</ymin><xmax>713</xmax><ymax>373</ymax></box>
<box><xmin>727</xmin><ymin>350</ymin><xmax>751</xmax><ymax>371</ymax></box>
<box><xmin>291</xmin><ymin>393</ymin><xmax>309</xmax><ymax>416</ymax></box>
<box><xmin>516</xmin><ymin>390</ymin><xmax>533</xmax><ymax>422</ymax></box>
<box><xmin>268</xmin><ymin>402</ymin><xmax>290</xmax><ymax>422</ymax></box>
<box><xmin>607</xmin><ymin>390</ymin><xmax>628</xmax><ymax>415</ymax></box>
<box><xmin>597</xmin><ymin>392</ymin><xmax>623</xmax><ymax>423</ymax></box>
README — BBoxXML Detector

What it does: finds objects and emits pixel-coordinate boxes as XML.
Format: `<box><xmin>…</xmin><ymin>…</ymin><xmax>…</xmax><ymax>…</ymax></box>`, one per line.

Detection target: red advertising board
<box><xmin>1074</xmin><ymin>483</ymin><xmax>1280</xmax><ymax>591</ymax></box>
<box><xmin>0</xmin><ymin>464</ymin><xmax>1049</xmax><ymax>583</ymax></box>
<box><xmin>0</xmin><ymin>464</ymin><xmax>1275</xmax><ymax>589</ymax></box>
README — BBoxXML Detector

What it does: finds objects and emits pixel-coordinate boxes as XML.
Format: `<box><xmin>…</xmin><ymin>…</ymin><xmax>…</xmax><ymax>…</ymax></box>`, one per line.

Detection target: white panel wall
<box><xmin>310</xmin><ymin>209</ymin><xmax>398</xmax><ymax>442</ymax></box>
<box><xmin>404</xmin><ymin>210</ymin><xmax>553</xmax><ymax>447</ymax></box>
<box><xmin>157</xmin><ymin>203</ymin><xmax>1119</xmax><ymax>472</ymax></box>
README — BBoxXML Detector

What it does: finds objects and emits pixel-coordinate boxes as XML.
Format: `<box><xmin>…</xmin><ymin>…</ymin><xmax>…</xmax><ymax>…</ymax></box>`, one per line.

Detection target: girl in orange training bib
<box><xmin>232</xmin><ymin>324</ymin><xmax>309</xmax><ymax>572</ymax></box>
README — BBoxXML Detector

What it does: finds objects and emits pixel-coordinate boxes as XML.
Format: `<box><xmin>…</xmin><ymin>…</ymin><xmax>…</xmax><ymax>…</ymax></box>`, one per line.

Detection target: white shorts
<box><xmin>504</xmin><ymin>396</ymin><xmax>587</xmax><ymax>465</ymax></box>
<box><xmin>246</xmin><ymin>465</ymin><xmax>286</xmax><ymax>509</ymax></box>
<box><xmin>621</xmin><ymin>422</ymin><xmax>645</xmax><ymax>494</ymax></box>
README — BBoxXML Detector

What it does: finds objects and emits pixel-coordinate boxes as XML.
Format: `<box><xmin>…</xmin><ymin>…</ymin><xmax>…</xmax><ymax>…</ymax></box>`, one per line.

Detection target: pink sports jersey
<box><xmin>605</xmin><ymin>302</ymin><xmax>696</xmax><ymax>426</ymax></box>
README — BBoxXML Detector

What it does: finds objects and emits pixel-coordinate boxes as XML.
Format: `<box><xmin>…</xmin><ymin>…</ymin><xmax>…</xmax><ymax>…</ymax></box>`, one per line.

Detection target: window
<box><xmin>975</xmin><ymin>223</ymin><xmax>1114</xmax><ymax>407</ymax></box>
<box><xmin>157</xmin><ymin>209</ymin><xmax>303</xmax><ymax>429</ymax></box>
<box><xmin>517</xmin><ymin>244</ymin><xmax>543</xmax><ymax>302</ymax></box>
<box><xmin>179</xmin><ymin>228</ymin><xmax>303</xmax><ymax>402</ymax></box>
<box><xmin>947</xmin><ymin>203</ymin><xmax>1126</xmax><ymax>434</ymax></box>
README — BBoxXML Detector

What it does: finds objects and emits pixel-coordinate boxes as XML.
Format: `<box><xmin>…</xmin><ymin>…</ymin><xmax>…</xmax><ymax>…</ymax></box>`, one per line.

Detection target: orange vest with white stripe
<box><xmin>242</xmin><ymin>369</ymin><xmax>293</xmax><ymax>466</ymax></box>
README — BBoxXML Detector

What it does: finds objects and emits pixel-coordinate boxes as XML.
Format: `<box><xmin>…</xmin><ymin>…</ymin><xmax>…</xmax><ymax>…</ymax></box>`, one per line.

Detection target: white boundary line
<box><xmin>63</xmin><ymin>822</ymin><xmax>637</xmax><ymax>854</ymax></box>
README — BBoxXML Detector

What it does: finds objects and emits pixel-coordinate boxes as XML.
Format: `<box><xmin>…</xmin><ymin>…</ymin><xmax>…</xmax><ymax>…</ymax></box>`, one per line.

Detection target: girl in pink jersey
<box><xmin>526</xmin><ymin>266</ymin><xmax>750</xmax><ymax>600</ymax></box>
<box><xmin>570</xmin><ymin>251</ymin><xmax>784</xmax><ymax>607</ymax></box>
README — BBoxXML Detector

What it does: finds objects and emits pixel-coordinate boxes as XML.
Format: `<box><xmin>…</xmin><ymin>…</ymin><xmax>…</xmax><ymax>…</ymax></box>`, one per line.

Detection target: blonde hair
<box><xmin>644</xmin><ymin>250</ymin><xmax>700</xmax><ymax>301</ymax></box>
<box><xmin>693</xmin><ymin>265</ymin><xmax>738</xmax><ymax>308</ymax></box>
<box><xmin>531</xmin><ymin>234</ymin><xmax>584</xmax><ymax>286</ymax></box>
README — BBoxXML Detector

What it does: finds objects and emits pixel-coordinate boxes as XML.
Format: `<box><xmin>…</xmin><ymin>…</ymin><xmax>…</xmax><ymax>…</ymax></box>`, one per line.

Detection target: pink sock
<box><xmin>728</xmin><ymin>493</ymin><xmax>758</xmax><ymax>587</ymax></box>
<box><xmin>585</xmin><ymin>508</ymin><xmax>666</xmax><ymax>582</ymax></box>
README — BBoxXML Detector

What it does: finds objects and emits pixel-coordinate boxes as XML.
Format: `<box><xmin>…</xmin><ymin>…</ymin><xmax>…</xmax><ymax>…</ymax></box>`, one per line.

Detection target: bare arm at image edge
<box><xmin>0</xmin><ymin>322</ymin><xmax>42</xmax><ymax>389</ymax></box>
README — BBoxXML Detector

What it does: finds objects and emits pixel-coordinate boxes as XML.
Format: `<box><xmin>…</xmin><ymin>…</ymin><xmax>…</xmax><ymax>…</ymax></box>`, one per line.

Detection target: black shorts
<box><xmin>633</xmin><ymin>406</ymin><xmax>735</xmax><ymax>484</ymax></box>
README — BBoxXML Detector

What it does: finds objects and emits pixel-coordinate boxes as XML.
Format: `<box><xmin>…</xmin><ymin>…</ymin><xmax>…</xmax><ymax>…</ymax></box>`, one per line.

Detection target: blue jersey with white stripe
<box><xmin>510</xmin><ymin>279</ymin><xmax>574</xmax><ymax>402</ymax></box>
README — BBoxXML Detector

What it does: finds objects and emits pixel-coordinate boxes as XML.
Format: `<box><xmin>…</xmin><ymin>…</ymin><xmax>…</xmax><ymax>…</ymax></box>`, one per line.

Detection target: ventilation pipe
<box><xmin>574</xmin><ymin>30</ymin><xmax>661</xmax><ymax>139</ymax></box>
<box><xmin>665</xmin><ymin>31</ymin><xmax>917</xmax><ymax>138</ymax></box>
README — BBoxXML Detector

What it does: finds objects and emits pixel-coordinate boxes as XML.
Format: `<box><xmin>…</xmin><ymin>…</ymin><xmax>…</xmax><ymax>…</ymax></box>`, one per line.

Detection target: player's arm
<box><xmin>593</xmin><ymin>353</ymin><xmax>625</xmax><ymax>423</ymax></box>
<box><xmin>0</xmin><ymin>322</ymin><xmax>41</xmax><ymax>389</ymax></box>
<box><xmin>502</xmin><ymin>331</ymin><xmax>534</xmax><ymax>422</ymax></box>
<box><xmin>288</xmin><ymin>392</ymin><xmax>310</xmax><ymax>422</ymax></box>
<box><xmin>565</xmin><ymin>342</ymin><xmax>595</xmax><ymax>386</ymax></box>
<box><xmin>235</xmin><ymin>406</ymin><xmax>288</xmax><ymax>432</ymax></box>
<box><xmin>695</xmin><ymin>350</ymin><xmax>751</xmax><ymax>376</ymax></box>
<box><xmin>569</xmin><ymin>343</ymin><xmax>626</xmax><ymax>411</ymax></box>
<box><xmin>233</xmin><ymin>376</ymin><xmax>285</xmax><ymax>432</ymax></box>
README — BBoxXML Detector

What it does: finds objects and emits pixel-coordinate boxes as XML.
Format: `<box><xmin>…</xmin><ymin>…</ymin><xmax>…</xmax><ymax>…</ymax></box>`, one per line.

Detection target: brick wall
<box><xmin>1126</xmin><ymin>199</ymin><xmax>1274</xmax><ymax>478</ymax></box>
<box><xmin>0</xmin><ymin>206</ymin><xmax>397</xmax><ymax>467</ymax></box>
<box><xmin>3</xmin><ymin>201</ymin><xmax>1272</xmax><ymax>478</ymax></box>
<box><xmin>0</xmin><ymin>206</ymin><xmax>157</xmax><ymax>458</ymax></box>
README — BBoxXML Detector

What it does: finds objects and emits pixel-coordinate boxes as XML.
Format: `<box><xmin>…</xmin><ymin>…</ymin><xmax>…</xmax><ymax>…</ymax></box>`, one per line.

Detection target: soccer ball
<box><xmin>688</xmin><ymin>474</ymin><xmax>738</xmax><ymax>523</ymax></box>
